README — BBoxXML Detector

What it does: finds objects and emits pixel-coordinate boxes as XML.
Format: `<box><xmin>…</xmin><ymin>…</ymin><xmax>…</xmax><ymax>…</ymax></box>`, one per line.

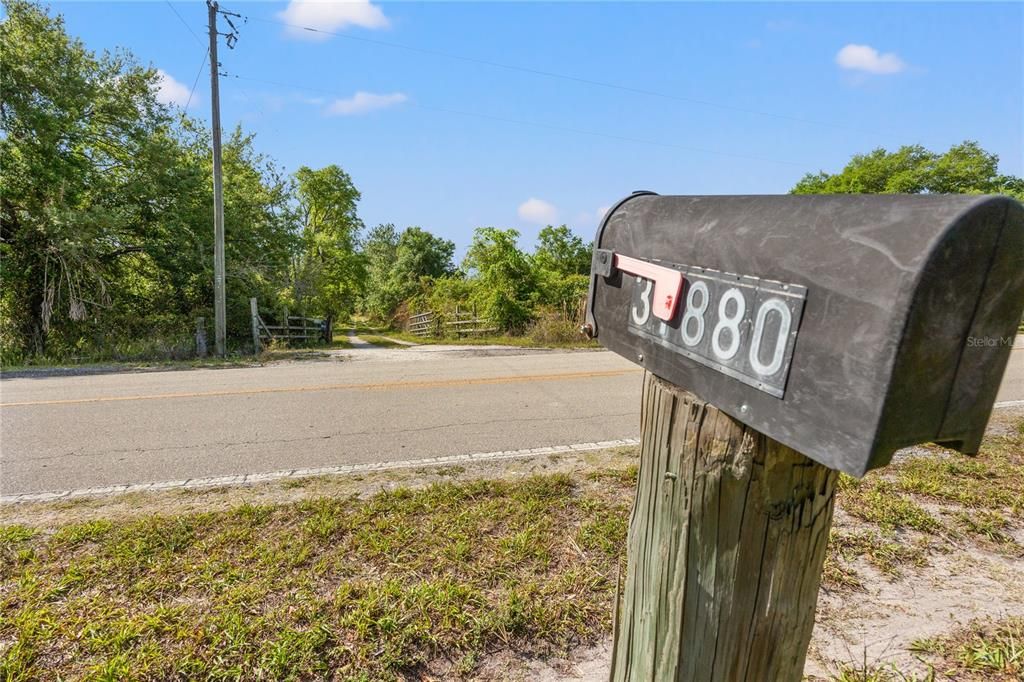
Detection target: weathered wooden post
<box><xmin>585</xmin><ymin>193</ymin><xmax>1024</xmax><ymax>681</ymax></box>
<box><xmin>611</xmin><ymin>375</ymin><xmax>837</xmax><ymax>679</ymax></box>
<box><xmin>249</xmin><ymin>297</ymin><xmax>261</xmax><ymax>355</ymax></box>
<box><xmin>195</xmin><ymin>317</ymin><xmax>207</xmax><ymax>358</ymax></box>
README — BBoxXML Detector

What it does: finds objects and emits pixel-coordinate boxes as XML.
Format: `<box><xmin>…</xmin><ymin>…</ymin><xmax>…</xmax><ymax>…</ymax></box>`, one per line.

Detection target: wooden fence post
<box><xmin>195</xmin><ymin>317</ymin><xmax>207</xmax><ymax>358</ymax></box>
<box><xmin>611</xmin><ymin>372</ymin><xmax>838</xmax><ymax>681</ymax></box>
<box><xmin>250</xmin><ymin>298</ymin><xmax>261</xmax><ymax>355</ymax></box>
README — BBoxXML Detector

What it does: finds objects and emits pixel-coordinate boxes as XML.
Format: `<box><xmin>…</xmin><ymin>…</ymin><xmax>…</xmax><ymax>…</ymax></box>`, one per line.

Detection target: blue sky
<box><xmin>45</xmin><ymin>1</ymin><xmax>1024</xmax><ymax>256</ymax></box>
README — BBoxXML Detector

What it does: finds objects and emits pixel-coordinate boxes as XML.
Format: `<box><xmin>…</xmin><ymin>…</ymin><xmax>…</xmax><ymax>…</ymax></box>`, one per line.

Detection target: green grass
<box><xmin>826</xmin><ymin>661</ymin><xmax>935</xmax><ymax>681</ymax></box>
<box><xmin>1</xmin><ymin>354</ymin><xmax>260</xmax><ymax>375</ymax></box>
<box><xmin>0</xmin><ymin>473</ymin><xmax>634</xmax><ymax>680</ymax></box>
<box><xmin>837</xmin><ymin>479</ymin><xmax>943</xmax><ymax>534</ymax></box>
<box><xmin>257</xmin><ymin>336</ymin><xmax>351</xmax><ymax>362</ymax></box>
<box><xmin>824</xmin><ymin>616</ymin><xmax>1024</xmax><ymax>680</ymax></box>
<box><xmin>348</xmin><ymin>321</ymin><xmax>388</xmax><ymax>335</ymax></box>
<box><xmin>357</xmin><ymin>335</ymin><xmax>408</xmax><ymax>348</ymax></box>
<box><xmin>4</xmin><ymin>337</ymin><xmax>354</xmax><ymax>374</ymax></box>
<box><xmin>951</xmin><ymin>509</ymin><xmax>1018</xmax><ymax>550</ymax></box>
<box><xmin>910</xmin><ymin>617</ymin><xmax>1023</xmax><ymax>680</ymax></box>
<box><xmin>894</xmin><ymin>447</ymin><xmax>1023</xmax><ymax>513</ymax></box>
<box><xmin>827</xmin><ymin>529</ymin><xmax>930</xmax><ymax>578</ymax></box>
<box><xmin>3</xmin><ymin>424</ymin><xmax>1021</xmax><ymax>677</ymax></box>
<box><xmin>384</xmin><ymin>330</ymin><xmax>599</xmax><ymax>349</ymax></box>
<box><xmin>823</xmin><ymin>425</ymin><xmax>1024</xmax><ymax>591</ymax></box>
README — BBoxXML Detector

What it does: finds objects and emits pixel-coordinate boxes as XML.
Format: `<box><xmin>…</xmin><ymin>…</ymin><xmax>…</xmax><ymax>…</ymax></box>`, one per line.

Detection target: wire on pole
<box><xmin>243</xmin><ymin>13</ymin><xmax>884</xmax><ymax>137</ymax></box>
<box><xmin>185</xmin><ymin>48</ymin><xmax>209</xmax><ymax>111</ymax></box>
<box><xmin>224</xmin><ymin>72</ymin><xmax>807</xmax><ymax>168</ymax></box>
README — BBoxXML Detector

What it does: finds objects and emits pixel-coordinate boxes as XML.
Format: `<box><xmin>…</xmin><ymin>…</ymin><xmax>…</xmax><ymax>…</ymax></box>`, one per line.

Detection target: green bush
<box><xmin>526</xmin><ymin>308</ymin><xmax>581</xmax><ymax>345</ymax></box>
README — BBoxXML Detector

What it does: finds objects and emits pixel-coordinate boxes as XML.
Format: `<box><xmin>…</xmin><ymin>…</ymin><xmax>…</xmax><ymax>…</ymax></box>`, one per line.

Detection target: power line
<box><xmin>185</xmin><ymin>48</ymin><xmax>209</xmax><ymax>110</ymax></box>
<box><xmin>245</xmin><ymin>13</ymin><xmax>882</xmax><ymax>137</ymax></box>
<box><xmin>225</xmin><ymin>72</ymin><xmax>807</xmax><ymax>168</ymax></box>
<box><xmin>165</xmin><ymin>1</ymin><xmax>204</xmax><ymax>48</ymax></box>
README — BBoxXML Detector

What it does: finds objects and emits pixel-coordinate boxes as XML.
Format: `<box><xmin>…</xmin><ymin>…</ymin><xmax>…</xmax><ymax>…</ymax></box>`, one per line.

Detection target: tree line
<box><xmin>0</xmin><ymin>1</ymin><xmax>590</xmax><ymax>362</ymax></box>
<box><xmin>2</xmin><ymin>0</ymin><xmax>1021</xmax><ymax>364</ymax></box>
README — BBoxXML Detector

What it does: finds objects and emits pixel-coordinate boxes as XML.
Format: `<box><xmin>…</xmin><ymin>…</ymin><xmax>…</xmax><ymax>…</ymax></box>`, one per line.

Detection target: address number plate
<box><xmin>627</xmin><ymin>263</ymin><xmax>807</xmax><ymax>398</ymax></box>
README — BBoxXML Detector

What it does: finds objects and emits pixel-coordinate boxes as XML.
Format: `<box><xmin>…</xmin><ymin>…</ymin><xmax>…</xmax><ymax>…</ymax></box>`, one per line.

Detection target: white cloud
<box><xmin>597</xmin><ymin>206</ymin><xmax>611</xmax><ymax>220</ymax></box>
<box><xmin>517</xmin><ymin>198</ymin><xmax>559</xmax><ymax>225</ymax></box>
<box><xmin>325</xmin><ymin>91</ymin><xmax>407</xmax><ymax>116</ymax></box>
<box><xmin>277</xmin><ymin>0</ymin><xmax>389</xmax><ymax>40</ymax></box>
<box><xmin>154</xmin><ymin>69</ymin><xmax>194</xmax><ymax>108</ymax></box>
<box><xmin>836</xmin><ymin>44</ymin><xmax>907</xmax><ymax>75</ymax></box>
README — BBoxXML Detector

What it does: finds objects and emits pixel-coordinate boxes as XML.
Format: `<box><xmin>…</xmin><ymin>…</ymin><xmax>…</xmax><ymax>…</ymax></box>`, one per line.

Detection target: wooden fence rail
<box><xmin>407</xmin><ymin>311</ymin><xmax>436</xmax><ymax>337</ymax></box>
<box><xmin>406</xmin><ymin>306</ymin><xmax>496</xmax><ymax>338</ymax></box>
<box><xmin>250</xmin><ymin>297</ymin><xmax>330</xmax><ymax>352</ymax></box>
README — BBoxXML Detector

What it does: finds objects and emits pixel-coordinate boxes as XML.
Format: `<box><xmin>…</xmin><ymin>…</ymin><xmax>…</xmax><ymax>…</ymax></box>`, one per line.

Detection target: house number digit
<box><xmin>711</xmin><ymin>288</ymin><xmax>745</xmax><ymax>360</ymax></box>
<box><xmin>748</xmin><ymin>298</ymin><xmax>792</xmax><ymax>377</ymax></box>
<box><xmin>631</xmin><ymin>277</ymin><xmax>652</xmax><ymax>326</ymax></box>
<box><xmin>680</xmin><ymin>280</ymin><xmax>709</xmax><ymax>346</ymax></box>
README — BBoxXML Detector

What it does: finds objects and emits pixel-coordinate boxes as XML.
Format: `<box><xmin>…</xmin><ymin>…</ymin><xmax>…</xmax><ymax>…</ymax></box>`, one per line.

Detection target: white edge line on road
<box><xmin>0</xmin><ymin>438</ymin><xmax>642</xmax><ymax>504</ymax></box>
<box><xmin>5</xmin><ymin>401</ymin><xmax>1022</xmax><ymax>504</ymax></box>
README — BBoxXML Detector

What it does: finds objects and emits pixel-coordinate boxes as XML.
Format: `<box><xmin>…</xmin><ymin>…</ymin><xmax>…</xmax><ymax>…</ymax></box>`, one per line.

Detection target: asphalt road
<box><xmin>996</xmin><ymin>341</ymin><xmax>1024</xmax><ymax>406</ymax></box>
<box><xmin>2</xmin><ymin>341</ymin><xmax>1022</xmax><ymax>498</ymax></box>
<box><xmin>0</xmin><ymin>347</ymin><xmax>643</xmax><ymax>496</ymax></box>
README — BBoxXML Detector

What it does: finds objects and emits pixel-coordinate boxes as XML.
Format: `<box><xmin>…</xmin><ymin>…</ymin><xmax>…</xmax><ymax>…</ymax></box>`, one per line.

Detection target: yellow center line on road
<box><xmin>0</xmin><ymin>369</ymin><xmax>640</xmax><ymax>408</ymax></box>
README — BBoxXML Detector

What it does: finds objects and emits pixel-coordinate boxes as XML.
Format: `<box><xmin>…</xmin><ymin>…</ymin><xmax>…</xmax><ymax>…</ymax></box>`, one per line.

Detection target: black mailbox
<box><xmin>586</xmin><ymin>192</ymin><xmax>1024</xmax><ymax>476</ymax></box>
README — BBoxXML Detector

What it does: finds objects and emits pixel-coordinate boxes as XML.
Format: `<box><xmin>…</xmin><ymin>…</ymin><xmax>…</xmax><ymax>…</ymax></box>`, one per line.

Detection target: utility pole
<box><xmin>207</xmin><ymin>0</ymin><xmax>226</xmax><ymax>356</ymax></box>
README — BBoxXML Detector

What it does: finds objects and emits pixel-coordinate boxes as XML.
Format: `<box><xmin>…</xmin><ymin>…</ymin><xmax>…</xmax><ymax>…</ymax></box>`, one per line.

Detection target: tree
<box><xmin>0</xmin><ymin>1</ymin><xmax>344</xmax><ymax>362</ymax></box>
<box><xmin>359</xmin><ymin>225</ymin><xmax>455</xmax><ymax>321</ymax></box>
<box><xmin>219</xmin><ymin>128</ymin><xmax>298</xmax><ymax>334</ymax></box>
<box><xmin>1</xmin><ymin>0</ymin><xmax>177</xmax><ymax>355</ymax></box>
<box><xmin>463</xmin><ymin>227</ymin><xmax>536</xmax><ymax>331</ymax></box>
<box><xmin>291</xmin><ymin>164</ymin><xmax>364</xmax><ymax>322</ymax></box>
<box><xmin>533</xmin><ymin>225</ymin><xmax>591</xmax><ymax>276</ymax></box>
<box><xmin>113</xmin><ymin>122</ymin><xmax>298</xmax><ymax>346</ymax></box>
<box><xmin>531</xmin><ymin>225</ymin><xmax>591</xmax><ymax>312</ymax></box>
<box><xmin>360</xmin><ymin>223</ymin><xmax>400</xmax><ymax>320</ymax></box>
<box><xmin>791</xmin><ymin>141</ymin><xmax>1023</xmax><ymax>199</ymax></box>
<box><xmin>393</xmin><ymin>227</ymin><xmax>455</xmax><ymax>286</ymax></box>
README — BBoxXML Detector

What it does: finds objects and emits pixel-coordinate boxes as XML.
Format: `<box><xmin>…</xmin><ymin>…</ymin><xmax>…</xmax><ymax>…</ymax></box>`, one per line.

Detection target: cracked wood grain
<box><xmin>611</xmin><ymin>372</ymin><xmax>838</xmax><ymax>681</ymax></box>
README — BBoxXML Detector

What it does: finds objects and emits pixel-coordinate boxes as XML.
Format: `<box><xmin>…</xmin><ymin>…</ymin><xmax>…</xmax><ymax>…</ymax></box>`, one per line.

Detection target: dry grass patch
<box><xmin>0</xmin><ymin>473</ymin><xmax>634</xmax><ymax>681</ymax></box>
<box><xmin>910</xmin><ymin>617</ymin><xmax>1024</xmax><ymax>680</ymax></box>
<box><xmin>827</xmin><ymin>529</ymin><xmax>930</xmax><ymax>579</ymax></box>
<box><xmin>822</xmin><ymin>423</ymin><xmax>1024</xmax><ymax>592</ymax></box>
<box><xmin>2</xmin><ymin>415</ymin><xmax>1020</xmax><ymax>679</ymax></box>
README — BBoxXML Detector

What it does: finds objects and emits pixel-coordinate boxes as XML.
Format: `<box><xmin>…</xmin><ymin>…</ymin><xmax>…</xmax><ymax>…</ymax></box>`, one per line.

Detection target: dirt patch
<box><xmin>807</xmin><ymin>549</ymin><xmax>1024</xmax><ymax>678</ymax></box>
<box><xmin>466</xmin><ymin>641</ymin><xmax>612</xmax><ymax>681</ymax></box>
